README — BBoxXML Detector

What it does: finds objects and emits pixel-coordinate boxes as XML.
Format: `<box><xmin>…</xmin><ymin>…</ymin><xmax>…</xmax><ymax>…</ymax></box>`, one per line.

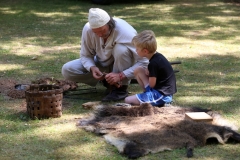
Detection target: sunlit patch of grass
<box><xmin>0</xmin><ymin>7</ymin><xmax>21</xmax><ymax>14</ymax></box>
<box><xmin>32</xmin><ymin>12</ymin><xmax>74</xmax><ymax>18</ymax></box>
<box><xmin>0</xmin><ymin>64</ymin><xmax>25</xmax><ymax>71</ymax></box>
<box><xmin>177</xmin><ymin>96</ymin><xmax>231</xmax><ymax>104</ymax></box>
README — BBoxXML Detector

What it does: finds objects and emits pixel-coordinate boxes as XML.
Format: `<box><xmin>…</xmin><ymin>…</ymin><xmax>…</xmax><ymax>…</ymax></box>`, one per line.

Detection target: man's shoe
<box><xmin>101</xmin><ymin>79</ymin><xmax>110</xmax><ymax>88</ymax></box>
<box><xmin>100</xmin><ymin>79</ymin><xmax>111</xmax><ymax>95</ymax></box>
<box><xmin>102</xmin><ymin>85</ymin><xmax>128</xmax><ymax>102</ymax></box>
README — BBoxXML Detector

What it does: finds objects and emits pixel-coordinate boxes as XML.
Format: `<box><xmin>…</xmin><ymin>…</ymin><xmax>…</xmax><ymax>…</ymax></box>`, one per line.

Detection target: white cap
<box><xmin>88</xmin><ymin>8</ymin><xmax>110</xmax><ymax>29</ymax></box>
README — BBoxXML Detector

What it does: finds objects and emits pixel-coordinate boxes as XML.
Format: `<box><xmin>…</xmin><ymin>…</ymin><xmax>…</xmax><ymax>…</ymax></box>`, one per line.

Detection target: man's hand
<box><xmin>90</xmin><ymin>66</ymin><xmax>105</xmax><ymax>80</ymax></box>
<box><xmin>105</xmin><ymin>72</ymin><xmax>123</xmax><ymax>86</ymax></box>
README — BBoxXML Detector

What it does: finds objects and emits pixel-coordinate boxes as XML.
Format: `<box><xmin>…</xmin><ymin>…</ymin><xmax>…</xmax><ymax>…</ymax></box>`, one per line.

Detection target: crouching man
<box><xmin>62</xmin><ymin>8</ymin><xmax>148</xmax><ymax>102</ymax></box>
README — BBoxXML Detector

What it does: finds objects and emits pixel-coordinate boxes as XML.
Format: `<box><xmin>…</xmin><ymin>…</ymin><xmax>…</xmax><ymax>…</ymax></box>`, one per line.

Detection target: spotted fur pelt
<box><xmin>77</xmin><ymin>103</ymin><xmax>240</xmax><ymax>159</ymax></box>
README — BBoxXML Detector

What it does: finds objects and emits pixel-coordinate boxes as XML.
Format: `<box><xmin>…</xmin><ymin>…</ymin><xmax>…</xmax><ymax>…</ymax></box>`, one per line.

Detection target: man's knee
<box><xmin>134</xmin><ymin>66</ymin><xmax>145</xmax><ymax>76</ymax></box>
<box><xmin>62</xmin><ymin>62</ymin><xmax>69</xmax><ymax>72</ymax></box>
<box><xmin>61</xmin><ymin>63</ymin><xmax>70</xmax><ymax>79</ymax></box>
<box><xmin>61</xmin><ymin>61</ymin><xmax>77</xmax><ymax>79</ymax></box>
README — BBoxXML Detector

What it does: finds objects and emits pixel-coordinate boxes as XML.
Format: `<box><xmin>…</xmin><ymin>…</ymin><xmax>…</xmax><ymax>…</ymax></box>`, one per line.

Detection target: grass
<box><xmin>0</xmin><ymin>0</ymin><xmax>240</xmax><ymax>159</ymax></box>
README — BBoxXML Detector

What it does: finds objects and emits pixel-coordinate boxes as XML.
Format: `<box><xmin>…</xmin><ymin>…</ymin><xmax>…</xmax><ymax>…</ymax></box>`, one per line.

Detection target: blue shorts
<box><xmin>136</xmin><ymin>85</ymin><xmax>172</xmax><ymax>106</ymax></box>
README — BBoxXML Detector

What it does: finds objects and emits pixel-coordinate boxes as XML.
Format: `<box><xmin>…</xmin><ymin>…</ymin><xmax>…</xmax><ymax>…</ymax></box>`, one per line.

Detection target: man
<box><xmin>62</xmin><ymin>8</ymin><xmax>148</xmax><ymax>102</ymax></box>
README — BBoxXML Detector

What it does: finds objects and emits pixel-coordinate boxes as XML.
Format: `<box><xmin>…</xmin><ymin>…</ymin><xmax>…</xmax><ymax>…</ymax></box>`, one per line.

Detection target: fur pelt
<box><xmin>77</xmin><ymin>103</ymin><xmax>240</xmax><ymax>159</ymax></box>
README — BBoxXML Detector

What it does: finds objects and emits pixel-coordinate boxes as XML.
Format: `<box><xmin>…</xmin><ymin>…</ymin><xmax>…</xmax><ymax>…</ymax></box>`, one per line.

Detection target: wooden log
<box><xmin>185</xmin><ymin>112</ymin><xmax>213</xmax><ymax>122</ymax></box>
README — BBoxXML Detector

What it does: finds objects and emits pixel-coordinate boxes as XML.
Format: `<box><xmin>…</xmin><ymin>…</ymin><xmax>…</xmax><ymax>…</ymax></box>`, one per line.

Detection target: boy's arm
<box><xmin>148</xmin><ymin>77</ymin><xmax>156</xmax><ymax>88</ymax></box>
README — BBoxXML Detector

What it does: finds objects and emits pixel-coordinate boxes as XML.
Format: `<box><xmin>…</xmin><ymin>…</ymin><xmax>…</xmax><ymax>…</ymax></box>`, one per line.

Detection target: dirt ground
<box><xmin>0</xmin><ymin>77</ymin><xmax>78</xmax><ymax>99</ymax></box>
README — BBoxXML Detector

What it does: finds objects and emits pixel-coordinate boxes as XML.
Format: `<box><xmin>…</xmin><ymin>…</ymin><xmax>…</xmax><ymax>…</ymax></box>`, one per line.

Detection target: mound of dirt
<box><xmin>0</xmin><ymin>79</ymin><xmax>25</xmax><ymax>99</ymax></box>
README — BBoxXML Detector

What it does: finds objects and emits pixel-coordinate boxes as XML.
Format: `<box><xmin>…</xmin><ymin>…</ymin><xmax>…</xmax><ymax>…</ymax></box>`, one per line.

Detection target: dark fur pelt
<box><xmin>77</xmin><ymin>103</ymin><xmax>240</xmax><ymax>159</ymax></box>
<box><xmin>94</xmin><ymin>103</ymin><xmax>211</xmax><ymax>118</ymax></box>
<box><xmin>95</xmin><ymin>103</ymin><xmax>155</xmax><ymax>117</ymax></box>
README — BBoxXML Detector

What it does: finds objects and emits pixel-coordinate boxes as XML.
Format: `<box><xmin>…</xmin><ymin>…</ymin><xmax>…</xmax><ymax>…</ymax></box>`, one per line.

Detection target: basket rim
<box><xmin>25</xmin><ymin>84</ymin><xmax>63</xmax><ymax>94</ymax></box>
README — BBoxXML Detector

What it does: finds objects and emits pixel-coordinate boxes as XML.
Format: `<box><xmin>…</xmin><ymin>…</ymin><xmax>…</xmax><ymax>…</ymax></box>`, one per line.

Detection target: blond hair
<box><xmin>132</xmin><ymin>30</ymin><xmax>157</xmax><ymax>54</ymax></box>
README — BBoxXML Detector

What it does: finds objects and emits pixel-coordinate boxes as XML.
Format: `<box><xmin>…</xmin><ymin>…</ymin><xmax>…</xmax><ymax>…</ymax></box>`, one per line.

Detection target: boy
<box><xmin>124</xmin><ymin>30</ymin><xmax>177</xmax><ymax>106</ymax></box>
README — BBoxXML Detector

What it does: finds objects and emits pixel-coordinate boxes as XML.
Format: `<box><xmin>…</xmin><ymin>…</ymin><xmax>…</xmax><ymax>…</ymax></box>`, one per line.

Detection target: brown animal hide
<box><xmin>32</xmin><ymin>77</ymin><xmax>78</xmax><ymax>92</ymax></box>
<box><xmin>0</xmin><ymin>78</ymin><xmax>78</xmax><ymax>99</ymax></box>
<box><xmin>77</xmin><ymin>103</ymin><xmax>240</xmax><ymax>159</ymax></box>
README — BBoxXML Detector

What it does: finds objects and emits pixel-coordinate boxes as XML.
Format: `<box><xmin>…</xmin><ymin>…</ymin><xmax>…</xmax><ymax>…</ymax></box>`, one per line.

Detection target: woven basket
<box><xmin>25</xmin><ymin>84</ymin><xmax>63</xmax><ymax>119</ymax></box>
